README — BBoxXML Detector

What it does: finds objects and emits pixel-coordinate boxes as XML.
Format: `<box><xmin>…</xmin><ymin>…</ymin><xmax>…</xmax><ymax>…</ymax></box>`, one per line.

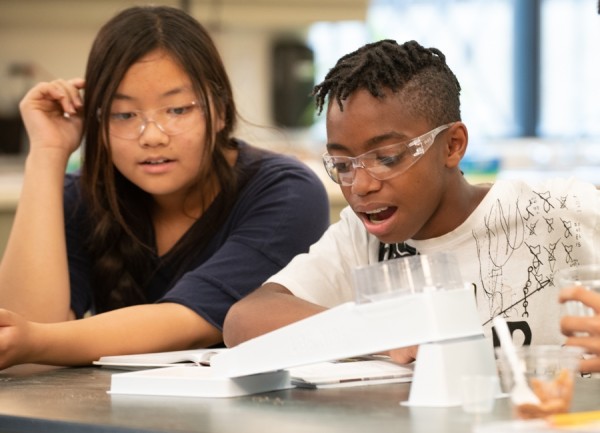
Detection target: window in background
<box><xmin>539</xmin><ymin>0</ymin><xmax>600</xmax><ymax>139</ymax></box>
<box><xmin>308</xmin><ymin>0</ymin><xmax>517</xmax><ymax>147</ymax></box>
<box><xmin>307</xmin><ymin>0</ymin><xmax>600</xmax><ymax>148</ymax></box>
<box><xmin>306</xmin><ymin>21</ymin><xmax>368</xmax><ymax>153</ymax></box>
<box><xmin>368</xmin><ymin>0</ymin><xmax>517</xmax><ymax>143</ymax></box>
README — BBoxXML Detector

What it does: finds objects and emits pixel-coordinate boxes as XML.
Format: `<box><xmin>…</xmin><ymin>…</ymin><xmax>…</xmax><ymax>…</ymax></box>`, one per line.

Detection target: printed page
<box><xmin>94</xmin><ymin>348</ymin><xmax>226</xmax><ymax>369</ymax></box>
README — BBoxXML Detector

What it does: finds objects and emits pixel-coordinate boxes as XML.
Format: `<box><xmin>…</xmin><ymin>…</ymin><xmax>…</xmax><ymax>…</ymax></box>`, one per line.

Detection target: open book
<box><xmin>289</xmin><ymin>358</ymin><xmax>413</xmax><ymax>389</ymax></box>
<box><xmin>94</xmin><ymin>348</ymin><xmax>224</xmax><ymax>369</ymax></box>
<box><xmin>96</xmin><ymin>350</ymin><xmax>413</xmax><ymax>396</ymax></box>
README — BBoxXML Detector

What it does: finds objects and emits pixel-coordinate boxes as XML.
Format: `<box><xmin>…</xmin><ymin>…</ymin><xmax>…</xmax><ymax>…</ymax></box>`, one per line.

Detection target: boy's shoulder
<box><xmin>492</xmin><ymin>177</ymin><xmax>598</xmax><ymax>197</ymax></box>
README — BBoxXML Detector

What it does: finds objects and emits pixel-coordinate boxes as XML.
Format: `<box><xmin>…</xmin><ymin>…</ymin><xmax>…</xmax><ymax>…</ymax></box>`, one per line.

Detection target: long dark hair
<box><xmin>80</xmin><ymin>6</ymin><xmax>239</xmax><ymax>312</ymax></box>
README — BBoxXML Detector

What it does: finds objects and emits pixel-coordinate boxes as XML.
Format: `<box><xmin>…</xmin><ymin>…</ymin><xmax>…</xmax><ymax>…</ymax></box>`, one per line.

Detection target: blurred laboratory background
<box><xmin>1</xmin><ymin>0</ymin><xmax>600</xmax><ymax>254</ymax></box>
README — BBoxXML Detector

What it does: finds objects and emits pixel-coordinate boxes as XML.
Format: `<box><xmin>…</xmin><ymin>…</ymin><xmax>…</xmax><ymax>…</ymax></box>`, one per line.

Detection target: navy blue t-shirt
<box><xmin>64</xmin><ymin>141</ymin><xmax>330</xmax><ymax>330</ymax></box>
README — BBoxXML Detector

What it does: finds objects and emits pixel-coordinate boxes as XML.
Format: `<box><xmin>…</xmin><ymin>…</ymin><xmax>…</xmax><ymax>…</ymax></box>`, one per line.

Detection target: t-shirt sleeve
<box><xmin>158</xmin><ymin>156</ymin><xmax>331</xmax><ymax>330</ymax></box>
<box><xmin>266</xmin><ymin>206</ymin><xmax>375</xmax><ymax>307</ymax></box>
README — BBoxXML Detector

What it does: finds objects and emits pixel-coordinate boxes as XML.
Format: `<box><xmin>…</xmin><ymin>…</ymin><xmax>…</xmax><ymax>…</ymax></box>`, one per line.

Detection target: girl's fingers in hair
<box><xmin>67</xmin><ymin>77</ymin><xmax>85</xmax><ymax>88</ymax></box>
<box><xmin>65</xmin><ymin>78</ymin><xmax>85</xmax><ymax>107</ymax></box>
<box><xmin>27</xmin><ymin>79</ymin><xmax>84</xmax><ymax>116</ymax></box>
<box><xmin>48</xmin><ymin>79</ymin><xmax>84</xmax><ymax>114</ymax></box>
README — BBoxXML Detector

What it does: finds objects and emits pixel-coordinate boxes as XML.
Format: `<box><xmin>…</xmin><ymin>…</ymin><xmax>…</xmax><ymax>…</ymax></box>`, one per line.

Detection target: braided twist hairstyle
<box><xmin>312</xmin><ymin>39</ymin><xmax>462</xmax><ymax>126</ymax></box>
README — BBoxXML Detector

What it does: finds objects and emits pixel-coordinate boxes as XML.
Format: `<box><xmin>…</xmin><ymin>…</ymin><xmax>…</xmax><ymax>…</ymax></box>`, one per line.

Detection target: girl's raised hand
<box><xmin>19</xmin><ymin>78</ymin><xmax>85</xmax><ymax>156</ymax></box>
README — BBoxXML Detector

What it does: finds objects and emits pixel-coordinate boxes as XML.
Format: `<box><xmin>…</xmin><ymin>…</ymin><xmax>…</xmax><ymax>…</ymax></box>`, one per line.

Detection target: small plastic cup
<box><xmin>351</xmin><ymin>252</ymin><xmax>464</xmax><ymax>304</ymax></box>
<box><xmin>495</xmin><ymin>345</ymin><xmax>583</xmax><ymax>419</ymax></box>
<box><xmin>556</xmin><ymin>264</ymin><xmax>600</xmax><ymax>318</ymax></box>
<box><xmin>460</xmin><ymin>374</ymin><xmax>499</xmax><ymax>414</ymax></box>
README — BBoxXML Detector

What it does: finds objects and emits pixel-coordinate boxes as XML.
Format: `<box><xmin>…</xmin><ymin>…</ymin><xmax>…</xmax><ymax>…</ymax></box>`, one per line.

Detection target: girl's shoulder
<box><xmin>236</xmin><ymin>140</ymin><xmax>322</xmax><ymax>184</ymax></box>
<box><xmin>237</xmin><ymin>140</ymin><xmax>308</xmax><ymax>169</ymax></box>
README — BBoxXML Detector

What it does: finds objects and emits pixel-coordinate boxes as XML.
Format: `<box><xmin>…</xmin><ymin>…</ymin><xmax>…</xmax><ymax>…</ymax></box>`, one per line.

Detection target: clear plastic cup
<box><xmin>351</xmin><ymin>252</ymin><xmax>464</xmax><ymax>304</ymax></box>
<box><xmin>556</xmin><ymin>264</ymin><xmax>600</xmax><ymax>318</ymax></box>
<box><xmin>460</xmin><ymin>374</ymin><xmax>499</xmax><ymax>414</ymax></box>
<box><xmin>495</xmin><ymin>345</ymin><xmax>583</xmax><ymax>419</ymax></box>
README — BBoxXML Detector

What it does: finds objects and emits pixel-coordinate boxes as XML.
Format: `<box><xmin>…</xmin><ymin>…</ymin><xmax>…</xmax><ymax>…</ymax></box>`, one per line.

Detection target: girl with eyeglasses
<box><xmin>0</xmin><ymin>6</ymin><xmax>329</xmax><ymax>368</ymax></box>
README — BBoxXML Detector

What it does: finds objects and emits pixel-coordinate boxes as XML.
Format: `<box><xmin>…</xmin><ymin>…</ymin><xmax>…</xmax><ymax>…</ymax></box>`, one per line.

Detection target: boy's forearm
<box><xmin>223</xmin><ymin>283</ymin><xmax>325</xmax><ymax>347</ymax></box>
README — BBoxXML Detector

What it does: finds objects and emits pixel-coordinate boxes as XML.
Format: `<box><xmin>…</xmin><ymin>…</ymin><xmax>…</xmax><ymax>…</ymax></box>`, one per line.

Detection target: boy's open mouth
<box><xmin>364</xmin><ymin>207</ymin><xmax>396</xmax><ymax>224</ymax></box>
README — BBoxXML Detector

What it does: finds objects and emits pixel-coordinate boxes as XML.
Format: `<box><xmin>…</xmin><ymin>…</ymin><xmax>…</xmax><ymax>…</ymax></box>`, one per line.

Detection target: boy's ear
<box><xmin>444</xmin><ymin>122</ymin><xmax>468</xmax><ymax>169</ymax></box>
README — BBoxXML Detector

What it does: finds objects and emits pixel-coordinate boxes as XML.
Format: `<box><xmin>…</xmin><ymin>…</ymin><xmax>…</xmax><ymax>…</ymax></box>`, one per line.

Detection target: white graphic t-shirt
<box><xmin>267</xmin><ymin>177</ymin><xmax>600</xmax><ymax>345</ymax></box>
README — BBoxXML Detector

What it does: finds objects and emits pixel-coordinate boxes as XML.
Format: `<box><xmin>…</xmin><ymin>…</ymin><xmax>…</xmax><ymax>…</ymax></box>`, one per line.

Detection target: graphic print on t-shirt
<box><xmin>378</xmin><ymin>242</ymin><xmax>417</xmax><ymax>262</ymax></box>
<box><xmin>472</xmin><ymin>185</ymin><xmax>586</xmax><ymax>345</ymax></box>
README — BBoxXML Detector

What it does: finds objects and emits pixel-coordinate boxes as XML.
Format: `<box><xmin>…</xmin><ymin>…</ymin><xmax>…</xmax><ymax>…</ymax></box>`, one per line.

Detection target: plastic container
<box><xmin>495</xmin><ymin>345</ymin><xmax>584</xmax><ymax>419</ymax></box>
<box><xmin>351</xmin><ymin>252</ymin><xmax>464</xmax><ymax>304</ymax></box>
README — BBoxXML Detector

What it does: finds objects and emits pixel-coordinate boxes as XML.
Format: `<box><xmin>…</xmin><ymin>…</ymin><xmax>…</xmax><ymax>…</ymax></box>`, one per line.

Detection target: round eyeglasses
<box><xmin>322</xmin><ymin>123</ymin><xmax>454</xmax><ymax>186</ymax></box>
<box><xmin>101</xmin><ymin>101</ymin><xmax>202</xmax><ymax>139</ymax></box>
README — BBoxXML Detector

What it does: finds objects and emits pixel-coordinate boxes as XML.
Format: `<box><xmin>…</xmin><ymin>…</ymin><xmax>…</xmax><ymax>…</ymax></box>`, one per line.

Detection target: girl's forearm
<box><xmin>0</xmin><ymin>149</ymin><xmax>72</xmax><ymax>322</ymax></box>
<box><xmin>31</xmin><ymin>303</ymin><xmax>222</xmax><ymax>366</ymax></box>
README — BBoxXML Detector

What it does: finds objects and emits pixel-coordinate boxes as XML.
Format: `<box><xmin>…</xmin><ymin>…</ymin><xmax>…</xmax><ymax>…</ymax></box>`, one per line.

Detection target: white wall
<box><xmin>0</xmin><ymin>0</ymin><xmax>368</xmax><ymax>149</ymax></box>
